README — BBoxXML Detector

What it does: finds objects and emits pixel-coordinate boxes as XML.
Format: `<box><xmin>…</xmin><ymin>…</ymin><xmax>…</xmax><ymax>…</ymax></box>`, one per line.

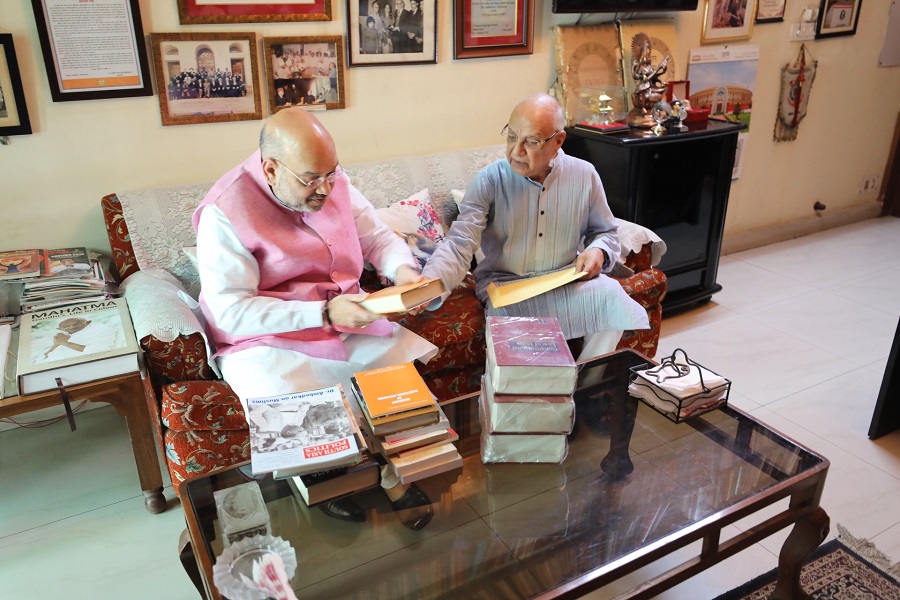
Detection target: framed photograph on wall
<box><xmin>0</xmin><ymin>34</ymin><xmax>32</xmax><ymax>136</ymax></box>
<box><xmin>31</xmin><ymin>0</ymin><xmax>153</xmax><ymax>102</ymax></box>
<box><xmin>755</xmin><ymin>0</ymin><xmax>786</xmax><ymax>22</ymax></box>
<box><xmin>263</xmin><ymin>36</ymin><xmax>346</xmax><ymax>113</ymax></box>
<box><xmin>347</xmin><ymin>0</ymin><xmax>437</xmax><ymax>67</ymax></box>
<box><xmin>177</xmin><ymin>0</ymin><xmax>332</xmax><ymax>24</ymax></box>
<box><xmin>815</xmin><ymin>0</ymin><xmax>862</xmax><ymax>38</ymax></box>
<box><xmin>701</xmin><ymin>0</ymin><xmax>758</xmax><ymax>43</ymax></box>
<box><xmin>453</xmin><ymin>0</ymin><xmax>534</xmax><ymax>59</ymax></box>
<box><xmin>150</xmin><ymin>32</ymin><xmax>263</xmax><ymax>127</ymax></box>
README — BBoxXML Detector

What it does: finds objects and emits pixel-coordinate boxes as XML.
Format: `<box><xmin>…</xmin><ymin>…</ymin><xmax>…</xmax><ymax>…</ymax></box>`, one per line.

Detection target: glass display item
<box><xmin>651</xmin><ymin>101</ymin><xmax>673</xmax><ymax>135</ymax></box>
<box><xmin>670</xmin><ymin>100</ymin><xmax>688</xmax><ymax>132</ymax></box>
<box><xmin>575</xmin><ymin>87</ymin><xmax>628</xmax><ymax>132</ymax></box>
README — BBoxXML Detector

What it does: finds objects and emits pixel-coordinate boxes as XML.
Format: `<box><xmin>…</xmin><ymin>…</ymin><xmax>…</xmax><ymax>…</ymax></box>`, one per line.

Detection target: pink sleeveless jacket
<box><xmin>193</xmin><ymin>150</ymin><xmax>392</xmax><ymax>361</ymax></box>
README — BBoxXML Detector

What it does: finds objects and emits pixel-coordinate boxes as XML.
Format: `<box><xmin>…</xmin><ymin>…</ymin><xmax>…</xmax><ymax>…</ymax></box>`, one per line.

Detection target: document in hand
<box><xmin>486</xmin><ymin>267</ymin><xmax>587</xmax><ymax>308</ymax></box>
<box><xmin>359</xmin><ymin>278</ymin><xmax>445</xmax><ymax>314</ymax></box>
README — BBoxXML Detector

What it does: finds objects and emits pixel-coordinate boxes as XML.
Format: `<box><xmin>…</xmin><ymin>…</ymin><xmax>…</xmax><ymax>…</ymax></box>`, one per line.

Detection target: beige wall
<box><xmin>2</xmin><ymin>0</ymin><xmax>898</xmax><ymax>256</ymax></box>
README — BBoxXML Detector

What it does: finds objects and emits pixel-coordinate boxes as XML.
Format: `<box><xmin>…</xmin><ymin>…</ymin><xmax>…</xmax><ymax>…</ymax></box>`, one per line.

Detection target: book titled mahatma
<box><xmin>16</xmin><ymin>298</ymin><xmax>140</xmax><ymax>395</ymax></box>
<box><xmin>486</xmin><ymin>317</ymin><xmax>577</xmax><ymax>395</ymax></box>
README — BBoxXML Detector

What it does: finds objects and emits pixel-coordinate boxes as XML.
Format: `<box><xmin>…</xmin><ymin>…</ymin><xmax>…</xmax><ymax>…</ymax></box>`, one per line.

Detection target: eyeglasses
<box><xmin>277</xmin><ymin>161</ymin><xmax>341</xmax><ymax>188</ymax></box>
<box><xmin>501</xmin><ymin>124</ymin><xmax>560</xmax><ymax>150</ymax></box>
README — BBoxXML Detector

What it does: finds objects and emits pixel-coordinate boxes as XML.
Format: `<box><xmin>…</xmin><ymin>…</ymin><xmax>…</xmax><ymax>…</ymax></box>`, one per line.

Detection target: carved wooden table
<box><xmin>1</xmin><ymin>370</ymin><xmax>167</xmax><ymax>514</ymax></box>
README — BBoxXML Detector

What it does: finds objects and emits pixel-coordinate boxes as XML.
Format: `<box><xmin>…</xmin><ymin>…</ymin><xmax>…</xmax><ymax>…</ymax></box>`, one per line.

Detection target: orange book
<box><xmin>352</xmin><ymin>362</ymin><xmax>436</xmax><ymax>420</ymax></box>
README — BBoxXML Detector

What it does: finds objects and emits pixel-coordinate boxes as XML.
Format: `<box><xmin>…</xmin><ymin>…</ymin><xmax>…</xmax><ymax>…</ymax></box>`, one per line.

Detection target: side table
<box><xmin>1</xmin><ymin>366</ymin><xmax>167</xmax><ymax>514</ymax></box>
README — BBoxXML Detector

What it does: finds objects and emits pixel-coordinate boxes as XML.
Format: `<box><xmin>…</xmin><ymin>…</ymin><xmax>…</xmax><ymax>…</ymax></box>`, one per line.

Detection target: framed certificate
<box><xmin>177</xmin><ymin>0</ymin><xmax>332</xmax><ymax>24</ymax></box>
<box><xmin>453</xmin><ymin>0</ymin><xmax>534</xmax><ymax>59</ymax></box>
<box><xmin>31</xmin><ymin>0</ymin><xmax>152</xmax><ymax>102</ymax></box>
<box><xmin>755</xmin><ymin>0</ymin><xmax>786</xmax><ymax>22</ymax></box>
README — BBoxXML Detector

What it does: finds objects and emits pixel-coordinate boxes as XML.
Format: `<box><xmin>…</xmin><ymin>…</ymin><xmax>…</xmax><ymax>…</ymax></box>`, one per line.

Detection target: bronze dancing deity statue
<box><xmin>627</xmin><ymin>33</ymin><xmax>670</xmax><ymax>129</ymax></box>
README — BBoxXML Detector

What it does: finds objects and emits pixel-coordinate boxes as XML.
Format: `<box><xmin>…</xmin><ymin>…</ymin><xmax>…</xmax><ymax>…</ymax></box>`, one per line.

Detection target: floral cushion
<box><xmin>374</xmin><ymin>189</ymin><xmax>445</xmax><ymax>276</ymax></box>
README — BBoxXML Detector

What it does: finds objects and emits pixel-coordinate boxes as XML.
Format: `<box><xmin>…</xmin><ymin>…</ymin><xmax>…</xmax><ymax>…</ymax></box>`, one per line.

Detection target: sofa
<box><xmin>101</xmin><ymin>144</ymin><xmax>667</xmax><ymax>497</ymax></box>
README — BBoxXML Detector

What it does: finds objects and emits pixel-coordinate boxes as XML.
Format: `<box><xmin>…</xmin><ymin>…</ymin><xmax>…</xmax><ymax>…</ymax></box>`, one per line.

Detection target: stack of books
<box><xmin>352</xmin><ymin>362</ymin><xmax>462</xmax><ymax>485</ymax></box>
<box><xmin>16</xmin><ymin>248</ymin><xmax>112</xmax><ymax>312</ymax></box>
<box><xmin>480</xmin><ymin>317</ymin><xmax>577</xmax><ymax>463</ymax></box>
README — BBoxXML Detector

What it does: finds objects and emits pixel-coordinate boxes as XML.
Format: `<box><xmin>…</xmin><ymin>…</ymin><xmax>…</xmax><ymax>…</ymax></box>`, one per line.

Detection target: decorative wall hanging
<box><xmin>773</xmin><ymin>44</ymin><xmax>817</xmax><ymax>142</ymax></box>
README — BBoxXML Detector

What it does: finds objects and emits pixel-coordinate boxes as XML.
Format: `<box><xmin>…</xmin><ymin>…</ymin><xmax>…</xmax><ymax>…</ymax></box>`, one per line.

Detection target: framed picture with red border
<box><xmin>454</xmin><ymin>0</ymin><xmax>534</xmax><ymax>59</ymax></box>
<box><xmin>177</xmin><ymin>0</ymin><xmax>331</xmax><ymax>24</ymax></box>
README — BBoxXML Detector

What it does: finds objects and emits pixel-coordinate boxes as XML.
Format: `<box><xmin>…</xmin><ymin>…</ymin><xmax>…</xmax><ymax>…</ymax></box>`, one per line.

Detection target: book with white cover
<box><xmin>248</xmin><ymin>384</ymin><xmax>362</xmax><ymax>477</ymax></box>
<box><xmin>16</xmin><ymin>298</ymin><xmax>140</xmax><ymax>395</ymax></box>
<box><xmin>386</xmin><ymin>441</ymin><xmax>460</xmax><ymax>477</ymax></box>
<box><xmin>479</xmin><ymin>386</ymin><xmax>569</xmax><ymax>463</ymax></box>
<box><xmin>482</xmin><ymin>373</ymin><xmax>575</xmax><ymax>434</ymax></box>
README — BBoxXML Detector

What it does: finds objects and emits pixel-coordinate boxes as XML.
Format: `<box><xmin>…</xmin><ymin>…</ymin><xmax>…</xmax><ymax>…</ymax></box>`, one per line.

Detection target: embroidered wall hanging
<box><xmin>774</xmin><ymin>44</ymin><xmax>818</xmax><ymax>142</ymax></box>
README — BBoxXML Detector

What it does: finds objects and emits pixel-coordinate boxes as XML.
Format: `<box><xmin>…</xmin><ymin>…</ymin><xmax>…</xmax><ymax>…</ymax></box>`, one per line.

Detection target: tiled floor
<box><xmin>2</xmin><ymin>216</ymin><xmax>898</xmax><ymax>600</ymax></box>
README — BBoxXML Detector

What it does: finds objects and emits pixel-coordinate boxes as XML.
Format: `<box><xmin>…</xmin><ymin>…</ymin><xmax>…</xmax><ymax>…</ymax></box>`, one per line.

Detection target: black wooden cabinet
<box><xmin>563</xmin><ymin>119</ymin><xmax>745</xmax><ymax>312</ymax></box>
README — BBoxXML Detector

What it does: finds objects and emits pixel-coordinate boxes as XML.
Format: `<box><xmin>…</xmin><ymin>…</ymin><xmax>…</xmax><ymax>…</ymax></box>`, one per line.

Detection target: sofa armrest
<box><xmin>122</xmin><ymin>270</ymin><xmax>215</xmax><ymax>384</ymax></box>
<box><xmin>101</xmin><ymin>192</ymin><xmax>140</xmax><ymax>281</ymax></box>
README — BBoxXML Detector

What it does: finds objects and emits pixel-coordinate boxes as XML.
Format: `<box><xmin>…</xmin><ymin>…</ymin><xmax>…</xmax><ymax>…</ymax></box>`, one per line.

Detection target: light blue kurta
<box><xmin>422</xmin><ymin>150</ymin><xmax>648</xmax><ymax>339</ymax></box>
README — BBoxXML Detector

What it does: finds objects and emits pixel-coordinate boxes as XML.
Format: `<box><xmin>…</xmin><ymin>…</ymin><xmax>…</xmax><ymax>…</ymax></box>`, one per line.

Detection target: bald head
<box><xmin>259</xmin><ymin>108</ymin><xmax>340</xmax><ymax>213</ymax></box>
<box><xmin>505</xmin><ymin>93</ymin><xmax>566</xmax><ymax>184</ymax></box>
<box><xmin>260</xmin><ymin>108</ymin><xmax>336</xmax><ymax>166</ymax></box>
<box><xmin>510</xmin><ymin>94</ymin><xmax>565</xmax><ymax>133</ymax></box>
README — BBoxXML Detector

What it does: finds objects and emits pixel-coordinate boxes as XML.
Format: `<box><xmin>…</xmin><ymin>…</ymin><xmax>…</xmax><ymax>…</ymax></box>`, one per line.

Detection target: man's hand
<box><xmin>575</xmin><ymin>248</ymin><xmax>607</xmax><ymax>280</ymax></box>
<box><xmin>394</xmin><ymin>264</ymin><xmax>425</xmax><ymax>287</ymax></box>
<box><xmin>326</xmin><ymin>294</ymin><xmax>381</xmax><ymax>329</ymax></box>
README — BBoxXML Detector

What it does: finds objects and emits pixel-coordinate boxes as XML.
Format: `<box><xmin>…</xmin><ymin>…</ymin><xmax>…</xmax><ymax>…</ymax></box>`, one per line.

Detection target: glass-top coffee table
<box><xmin>181</xmin><ymin>350</ymin><xmax>830</xmax><ymax>600</ymax></box>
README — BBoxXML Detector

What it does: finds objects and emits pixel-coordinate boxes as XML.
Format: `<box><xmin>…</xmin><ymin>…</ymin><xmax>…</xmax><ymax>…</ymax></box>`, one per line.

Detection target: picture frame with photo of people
<box><xmin>0</xmin><ymin>34</ymin><xmax>31</xmax><ymax>137</ymax></box>
<box><xmin>346</xmin><ymin>0</ymin><xmax>437</xmax><ymax>66</ymax></box>
<box><xmin>263</xmin><ymin>36</ymin><xmax>346</xmax><ymax>113</ymax></box>
<box><xmin>149</xmin><ymin>32</ymin><xmax>263</xmax><ymax>126</ymax></box>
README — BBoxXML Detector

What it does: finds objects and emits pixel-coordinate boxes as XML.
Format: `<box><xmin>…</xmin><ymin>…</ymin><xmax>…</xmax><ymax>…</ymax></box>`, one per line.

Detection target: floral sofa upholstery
<box><xmin>101</xmin><ymin>145</ymin><xmax>667</xmax><ymax>497</ymax></box>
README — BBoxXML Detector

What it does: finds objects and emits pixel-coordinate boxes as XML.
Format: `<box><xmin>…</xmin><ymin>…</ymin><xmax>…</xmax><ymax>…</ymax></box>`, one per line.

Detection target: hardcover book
<box><xmin>479</xmin><ymin>388</ymin><xmax>569</xmax><ymax>463</ymax></box>
<box><xmin>369</xmin><ymin>423</ymin><xmax>458</xmax><ymax>455</ymax></box>
<box><xmin>16</xmin><ymin>298</ymin><xmax>140</xmax><ymax>395</ymax></box>
<box><xmin>486</xmin><ymin>317</ymin><xmax>577</xmax><ymax>395</ymax></box>
<box><xmin>352</xmin><ymin>362</ymin><xmax>438</xmax><ymax>420</ymax></box>
<box><xmin>0</xmin><ymin>249</ymin><xmax>43</xmax><ymax>281</ymax></box>
<box><xmin>359</xmin><ymin>278</ymin><xmax>445</xmax><ymax>314</ymax></box>
<box><xmin>386</xmin><ymin>441</ymin><xmax>462</xmax><ymax>479</ymax></box>
<box><xmin>481</xmin><ymin>373</ymin><xmax>575</xmax><ymax>434</ymax></box>
<box><xmin>287</xmin><ymin>449</ymin><xmax>382</xmax><ymax>506</ymax></box>
<box><xmin>247</xmin><ymin>384</ymin><xmax>362</xmax><ymax>477</ymax></box>
<box><xmin>381</xmin><ymin>405</ymin><xmax>450</xmax><ymax>443</ymax></box>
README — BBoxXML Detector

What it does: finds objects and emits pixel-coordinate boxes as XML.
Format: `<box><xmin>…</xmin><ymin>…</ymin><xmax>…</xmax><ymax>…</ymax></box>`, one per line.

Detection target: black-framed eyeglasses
<box><xmin>501</xmin><ymin>124</ymin><xmax>560</xmax><ymax>150</ymax></box>
<box><xmin>277</xmin><ymin>161</ymin><xmax>341</xmax><ymax>188</ymax></box>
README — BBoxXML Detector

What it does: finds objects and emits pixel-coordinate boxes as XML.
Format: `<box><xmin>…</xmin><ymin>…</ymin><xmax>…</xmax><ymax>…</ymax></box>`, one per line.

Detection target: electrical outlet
<box><xmin>859</xmin><ymin>175</ymin><xmax>880</xmax><ymax>194</ymax></box>
<box><xmin>790</xmin><ymin>22</ymin><xmax>816</xmax><ymax>42</ymax></box>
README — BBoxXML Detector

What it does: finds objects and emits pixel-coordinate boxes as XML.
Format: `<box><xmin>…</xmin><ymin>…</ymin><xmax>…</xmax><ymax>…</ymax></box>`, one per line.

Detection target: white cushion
<box><xmin>374</xmin><ymin>189</ymin><xmax>445</xmax><ymax>276</ymax></box>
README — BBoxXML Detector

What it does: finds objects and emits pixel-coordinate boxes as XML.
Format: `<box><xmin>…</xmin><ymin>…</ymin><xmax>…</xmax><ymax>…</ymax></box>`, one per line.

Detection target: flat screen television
<box><xmin>552</xmin><ymin>0</ymin><xmax>698</xmax><ymax>12</ymax></box>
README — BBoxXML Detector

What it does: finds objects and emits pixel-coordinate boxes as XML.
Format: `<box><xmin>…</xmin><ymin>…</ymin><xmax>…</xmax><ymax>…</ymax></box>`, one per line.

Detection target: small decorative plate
<box><xmin>212</xmin><ymin>534</ymin><xmax>297</xmax><ymax>600</ymax></box>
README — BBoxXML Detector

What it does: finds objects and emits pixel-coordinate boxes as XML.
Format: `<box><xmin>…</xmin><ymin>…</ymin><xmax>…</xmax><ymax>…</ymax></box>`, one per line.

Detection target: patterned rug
<box><xmin>713</xmin><ymin>525</ymin><xmax>900</xmax><ymax>600</ymax></box>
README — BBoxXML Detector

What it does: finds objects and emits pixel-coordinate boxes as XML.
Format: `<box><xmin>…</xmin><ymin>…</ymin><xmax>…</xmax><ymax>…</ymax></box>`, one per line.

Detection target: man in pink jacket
<box><xmin>193</xmin><ymin>108</ymin><xmax>437</xmax><ymax>530</ymax></box>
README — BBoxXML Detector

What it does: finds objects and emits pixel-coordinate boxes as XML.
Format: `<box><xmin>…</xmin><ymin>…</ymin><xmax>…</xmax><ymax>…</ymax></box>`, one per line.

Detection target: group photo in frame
<box><xmin>263</xmin><ymin>36</ymin><xmax>346</xmax><ymax>113</ymax></box>
<box><xmin>0</xmin><ymin>34</ymin><xmax>31</xmax><ymax>136</ymax></box>
<box><xmin>346</xmin><ymin>0</ymin><xmax>437</xmax><ymax>67</ymax></box>
<box><xmin>177</xmin><ymin>0</ymin><xmax>332</xmax><ymax>24</ymax></box>
<box><xmin>31</xmin><ymin>0</ymin><xmax>152</xmax><ymax>102</ymax></box>
<box><xmin>150</xmin><ymin>32</ymin><xmax>263</xmax><ymax>127</ymax></box>
<box><xmin>701</xmin><ymin>0</ymin><xmax>758</xmax><ymax>43</ymax></box>
<box><xmin>453</xmin><ymin>0</ymin><xmax>534</xmax><ymax>59</ymax></box>
<box><xmin>816</xmin><ymin>0</ymin><xmax>862</xmax><ymax>38</ymax></box>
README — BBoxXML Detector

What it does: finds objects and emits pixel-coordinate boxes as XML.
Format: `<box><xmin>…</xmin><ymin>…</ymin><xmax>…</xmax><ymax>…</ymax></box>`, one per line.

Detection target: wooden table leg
<box><xmin>768</xmin><ymin>507</ymin><xmax>829</xmax><ymax>600</ymax></box>
<box><xmin>106</xmin><ymin>375</ymin><xmax>167</xmax><ymax>514</ymax></box>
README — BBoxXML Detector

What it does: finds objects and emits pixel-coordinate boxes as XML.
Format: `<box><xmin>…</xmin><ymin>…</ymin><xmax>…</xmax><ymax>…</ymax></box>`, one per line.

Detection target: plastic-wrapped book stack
<box><xmin>480</xmin><ymin>316</ymin><xmax>577</xmax><ymax>463</ymax></box>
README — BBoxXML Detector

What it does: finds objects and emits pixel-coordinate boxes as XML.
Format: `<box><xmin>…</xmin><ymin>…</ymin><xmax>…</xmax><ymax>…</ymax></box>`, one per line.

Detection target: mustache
<box><xmin>308</xmin><ymin>194</ymin><xmax>327</xmax><ymax>202</ymax></box>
